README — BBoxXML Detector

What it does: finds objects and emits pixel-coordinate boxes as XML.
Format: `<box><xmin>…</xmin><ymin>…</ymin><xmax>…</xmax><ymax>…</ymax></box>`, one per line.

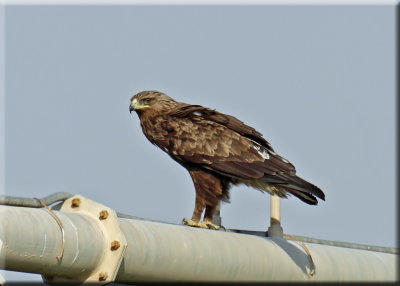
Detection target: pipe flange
<box><xmin>44</xmin><ymin>195</ymin><xmax>127</xmax><ymax>284</ymax></box>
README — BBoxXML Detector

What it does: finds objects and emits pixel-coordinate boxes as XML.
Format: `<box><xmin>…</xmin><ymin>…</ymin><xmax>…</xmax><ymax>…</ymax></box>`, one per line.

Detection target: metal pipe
<box><xmin>116</xmin><ymin>218</ymin><xmax>397</xmax><ymax>282</ymax></box>
<box><xmin>286</xmin><ymin>234</ymin><xmax>399</xmax><ymax>255</ymax></box>
<box><xmin>0</xmin><ymin>205</ymin><xmax>104</xmax><ymax>278</ymax></box>
<box><xmin>0</xmin><ymin>241</ymin><xmax>4</xmax><ymax>286</ymax></box>
<box><xmin>229</xmin><ymin>229</ymin><xmax>399</xmax><ymax>255</ymax></box>
<box><xmin>0</xmin><ymin>192</ymin><xmax>73</xmax><ymax>208</ymax></box>
<box><xmin>0</xmin><ymin>204</ymin><xmax>397</xmax><ymax>283</ymax></box>
<box><xmin>270</xmin><ymin>194</ymin><xmax>281</xmax><ymax>223</ymax></box>
<box><xmin>3</xmin><ymin>192</ymin><xmax>395</xmax><ymax>254</ymax></box>
<box><xmin>267</xmin><ymin>195</ymin><xmax>283</xmax><ymax>237</ymax></box>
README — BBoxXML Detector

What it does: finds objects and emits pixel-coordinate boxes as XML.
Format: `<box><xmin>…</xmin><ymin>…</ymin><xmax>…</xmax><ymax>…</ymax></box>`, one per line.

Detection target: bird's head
<box><xmin>130</xmin><ymin>90</ymin><xmax>177</xmax><ymax>116</ymax></box>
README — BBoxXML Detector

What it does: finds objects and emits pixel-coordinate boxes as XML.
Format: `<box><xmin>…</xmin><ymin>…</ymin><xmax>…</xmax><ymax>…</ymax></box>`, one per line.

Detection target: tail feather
<box><xmin>259</xmin><ymin>173</ymin><xmax>325</xmax><ymax>205</ymax></box>
<box><xmin>286</xmin><ymin>175</ymin><xmax>325</xmax><ymax>201</ymax></box>
<box><xmin>284</xmin><ymin>186</ymin><xmax>318</xmax><ymax>205</ymax></box>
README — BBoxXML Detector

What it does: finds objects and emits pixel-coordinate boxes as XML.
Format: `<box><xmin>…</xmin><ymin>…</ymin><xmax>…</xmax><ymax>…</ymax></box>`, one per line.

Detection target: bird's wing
<box><xmin>166</xmin><ymin>104</ymin><xmax>295</xmax><ymax>181</ymax></box>
<box><xmin>164</xmin><ymin>104</ymin><xmax>325</xmax><ymax>202</ymax></box>
<box><xmin>168</xmin><ymin>104</ymin><xmax>274</xmax><ymax>151</ymax></box>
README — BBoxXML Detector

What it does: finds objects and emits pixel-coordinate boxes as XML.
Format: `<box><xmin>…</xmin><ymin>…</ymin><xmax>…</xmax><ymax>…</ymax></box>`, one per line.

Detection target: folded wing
<box><xmin>166</xmin><ymin>104</ymin><xmax>325</xmax><ymax>204</ymax></box>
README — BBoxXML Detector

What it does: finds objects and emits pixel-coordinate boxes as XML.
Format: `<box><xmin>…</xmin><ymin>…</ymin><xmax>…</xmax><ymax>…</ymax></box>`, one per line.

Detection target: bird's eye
<box><xmin>142</xmin><ymin>98</ymin><xmax>151</xmax><ymax>105</ymax></box>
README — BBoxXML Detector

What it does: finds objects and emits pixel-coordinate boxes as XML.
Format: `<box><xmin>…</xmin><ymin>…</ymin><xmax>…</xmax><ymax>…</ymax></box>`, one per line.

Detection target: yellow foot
<box><xmin>182</xmin><ymin>218</ymin><xmax>220</xmax><ymax>230</ymax></box>
<box><xmin>182</xmin><ymin>218</ymin><xmax>209</xmax><ymax>228</ymax></box>
<box><xmin>204</xmin><ymin>220</ymin><xmax>220</xmax><ymax>230</ymax></box>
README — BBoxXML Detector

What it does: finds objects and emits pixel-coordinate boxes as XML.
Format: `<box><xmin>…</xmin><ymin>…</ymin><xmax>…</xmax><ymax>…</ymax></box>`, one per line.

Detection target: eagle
<box><xmin>129</xmin><ymin>90</ymin><xmax>325</xmax><ymax>230</ymax></box>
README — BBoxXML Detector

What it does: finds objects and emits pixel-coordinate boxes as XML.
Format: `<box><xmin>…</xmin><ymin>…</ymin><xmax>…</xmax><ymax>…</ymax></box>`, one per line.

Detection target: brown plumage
<box><xmin>129</xmin><ymin>90</ymin><xmax>325</xmax><ymax>229</ymax></box>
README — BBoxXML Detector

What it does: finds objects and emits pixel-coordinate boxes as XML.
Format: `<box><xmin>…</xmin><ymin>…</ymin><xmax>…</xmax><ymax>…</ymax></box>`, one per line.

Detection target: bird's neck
<box><xmin>137</xmin><ymin>108</ymin><xmax>159</xmax><ymax>123</ymax></box>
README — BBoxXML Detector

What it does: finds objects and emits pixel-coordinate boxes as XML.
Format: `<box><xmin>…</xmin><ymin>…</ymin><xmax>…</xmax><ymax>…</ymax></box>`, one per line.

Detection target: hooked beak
<box><xmin>129</xmin><ymin>98</ymin><xmax>149</xmax><ymax>114</ymax></box>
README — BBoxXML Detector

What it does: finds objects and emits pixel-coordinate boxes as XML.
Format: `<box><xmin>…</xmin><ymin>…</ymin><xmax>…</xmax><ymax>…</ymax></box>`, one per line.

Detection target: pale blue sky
<box><xmin>1</xmin><ymin>3</ymin><xmax>396</xmax><ymax>281</ymax></box>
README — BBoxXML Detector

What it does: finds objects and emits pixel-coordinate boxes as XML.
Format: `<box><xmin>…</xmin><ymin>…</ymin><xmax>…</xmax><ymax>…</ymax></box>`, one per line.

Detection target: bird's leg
<box><xmin>202</xmin><ymin>203</ymin><xmax>221</xmax><ymax>230</ymax></box>
<box><xmin>182</xmin><ymin>196</ymin><xmax>209</xmax><ymax>228</ymax></box>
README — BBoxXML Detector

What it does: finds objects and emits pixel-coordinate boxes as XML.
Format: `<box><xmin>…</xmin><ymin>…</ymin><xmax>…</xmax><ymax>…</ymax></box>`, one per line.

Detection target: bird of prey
<box><xmin>129</xmin><ymin>90</ymin><xmax>325</xmax><ymax>230</ymax></box>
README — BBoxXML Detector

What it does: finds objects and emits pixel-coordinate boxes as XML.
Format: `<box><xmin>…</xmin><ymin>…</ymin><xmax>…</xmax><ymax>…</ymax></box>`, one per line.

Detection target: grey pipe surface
<box><xmin>116</xmin><ymin>218</ymin><xmax>397</xmax><ymax>282</ymax></box>
<box><xmin>0</xmin><ymin>205</ymin><xmax>104</xmax><ymax>278</ymax></box>
<box><xmin>229</xmin><ymin>229</ymin><xmax>399</xmax><ymax>255</ymax></box>
<box><xmin>0</xmin><ymin>204</ymin><xmax>397</xmax><ymax>282</ymax></box>
<box><xmin>3</xmin><ymin>192</ymin><xmax>395</xmax><ymax>254</ymax></box>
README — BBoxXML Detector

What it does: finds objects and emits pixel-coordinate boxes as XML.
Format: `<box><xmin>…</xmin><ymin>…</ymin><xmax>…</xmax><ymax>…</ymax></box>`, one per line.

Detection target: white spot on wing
<box><xmin>253</xmin><ymin>144</ymin><xmax>269</xmax><ymax>159</ymax></box>
<box><xmin>260</xmin><ymin>149</ymin><xmax>270</xmax><ymax>159</ymax></box>
<box><xmin>253</xmin><ymin>144</ymin><xmax>289</xmax><ymax>164</ymax></box>
<box><xmin>193</xmin><ymin>111</ymin><xmax>202</xmax><ymax>116</ymax></box>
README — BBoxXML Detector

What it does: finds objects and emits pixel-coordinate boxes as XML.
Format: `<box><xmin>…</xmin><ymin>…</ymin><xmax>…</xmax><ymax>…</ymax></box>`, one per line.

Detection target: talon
<box><xmin>182</xmin><ymin>218</ymin><xmax>208</xmax><ymax>228</ymax></box>
<box><xmin>182</xmin><ymin>218</ymin><xmax>220</xmax><ymax>230</ymax></box>
<box><xmin>205</xmin><ymin>221</ymin><xmax>220</xmax><ymax>230</ymax></box>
